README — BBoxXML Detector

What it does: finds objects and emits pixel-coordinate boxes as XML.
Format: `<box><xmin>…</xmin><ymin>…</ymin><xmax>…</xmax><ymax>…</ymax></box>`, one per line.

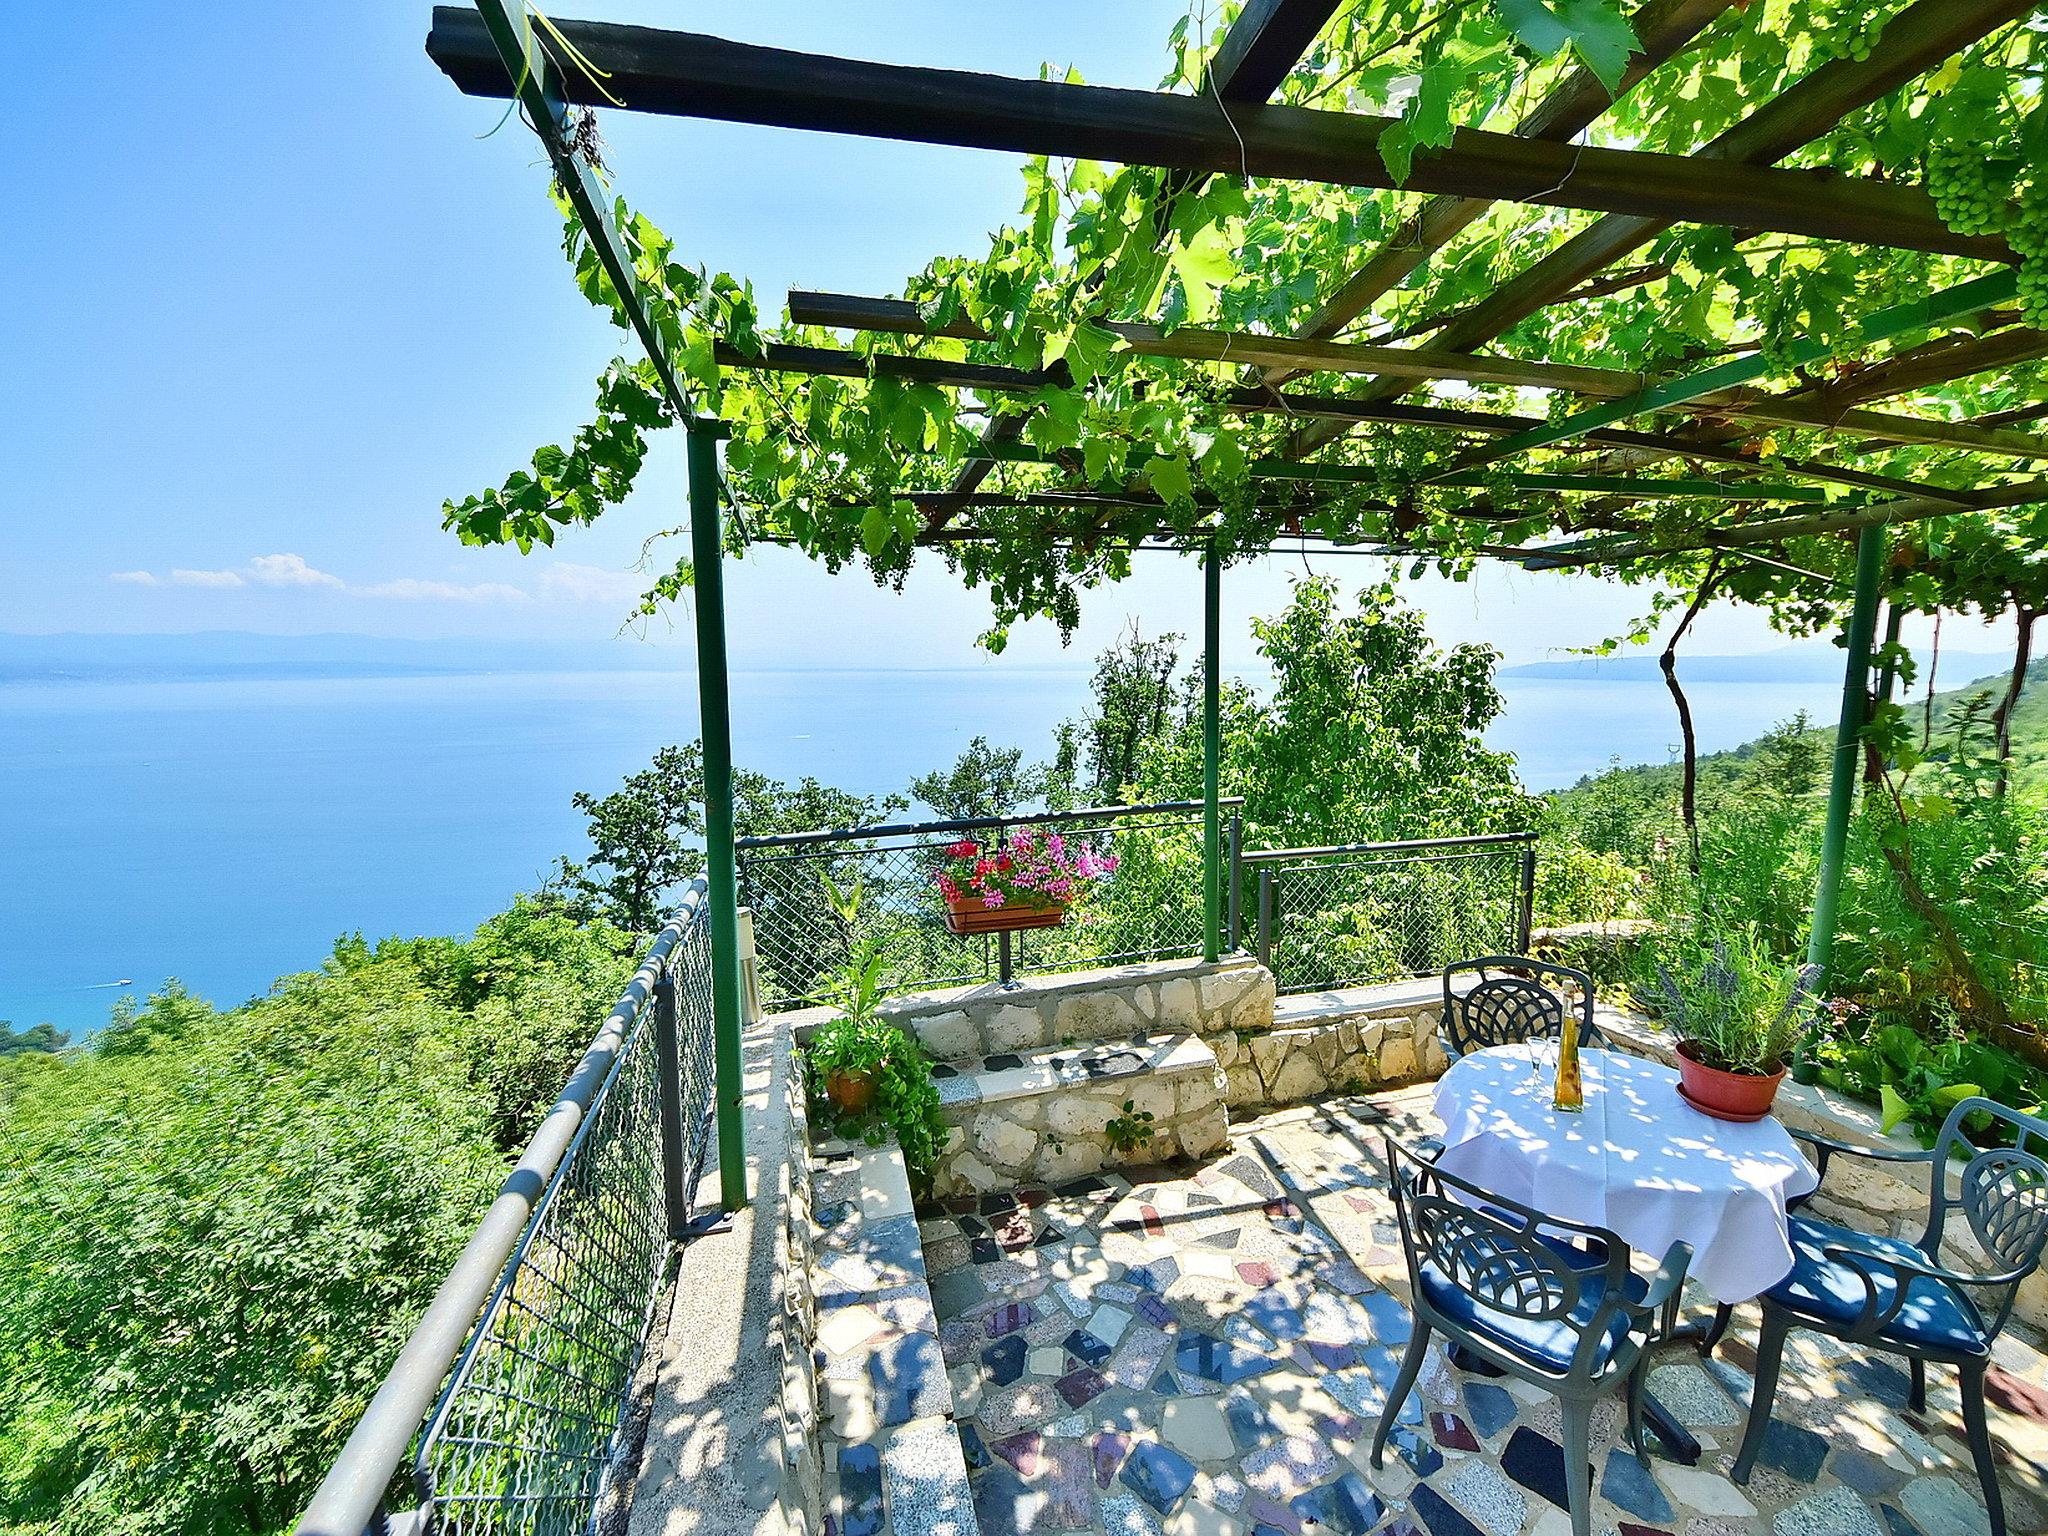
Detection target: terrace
<box><xmin>293</xmin><ymin>3</ymin><xmax>2048</xmax><ymax>1536</ymax></box>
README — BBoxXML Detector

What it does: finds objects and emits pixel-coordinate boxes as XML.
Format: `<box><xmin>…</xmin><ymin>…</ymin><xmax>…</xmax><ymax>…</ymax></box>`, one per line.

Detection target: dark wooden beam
<box><xmin>1521</xmin><ymin>477</ymin><xmax>2048</xmax><ymax>568</ymax></box>
<box><xmin>426</xmin><ymin>7</ymin><xmax>2007</xmax><ymax>257</ymax></box>
<box><xmin>786</xmin><ymin>290</ymin><xmax>1647</xmax><ymax>395</ymax></box>
<box><xmin>1288</xmin><ymin>0</ymin><xmax>2032</xmax><ymax>449</ymax></box>
<box><xmin>1204</xmin><ymin>0</ymin><xmax>1338</xmax><ymax>104</ymax></box>
<box><xmin>1279</xmin><ymin>0</ymin><xmax>1736</xmax><ymax>366</ymax></box>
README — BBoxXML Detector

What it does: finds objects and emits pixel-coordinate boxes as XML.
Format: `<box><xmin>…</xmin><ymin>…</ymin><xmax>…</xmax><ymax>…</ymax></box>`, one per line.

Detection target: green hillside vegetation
<box><xmin>1550</xmin><ymin>656</ymin><xmax>2044</xmax><ymax>821</ymax></box>
<box><xmin>0</xmin><ymin>904</ymin><xmax>641</xmax><ymax>1536</ymax></box>
<box><xmin>1541</xmin><ymin>652</ymin><xmax>2048</xmax><ymax>1146</ymax></box>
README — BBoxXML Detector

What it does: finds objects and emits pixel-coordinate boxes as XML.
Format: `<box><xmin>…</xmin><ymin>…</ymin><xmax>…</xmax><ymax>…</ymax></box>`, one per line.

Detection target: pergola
<box><xmin>422</xmin><ymin>0</ymin><xmax>2045</xmax><ymax>1215</ymax></box>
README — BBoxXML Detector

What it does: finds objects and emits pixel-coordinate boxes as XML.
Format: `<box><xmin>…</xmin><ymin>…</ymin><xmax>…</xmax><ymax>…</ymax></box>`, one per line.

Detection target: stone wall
<box><xmin>1217</xmin><ymin>982</ymin><xmax>1453</xmax><ymax>1108</ymax></box>
<box><xmin>931</xmin><ymin>1036</ymin><xmax>1230</xmax><ymax>1197</ymax></box>
<box><xmin>868</xmin><ymin>955</ymin><xmax>1275</xmax><ymax>1059</ymax></box>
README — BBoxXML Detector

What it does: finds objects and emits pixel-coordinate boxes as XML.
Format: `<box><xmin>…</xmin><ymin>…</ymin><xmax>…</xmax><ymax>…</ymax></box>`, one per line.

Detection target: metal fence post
<box><xmin>1202</xmin><ymin>542</ymin><xmax>1223</xmax><ymax>963</ymax></box>
<box><xmin>653</xmin><ymin>969</ymin><xmax>690</xmax><ymax>1240</ymax></box>
<box><xmin>1226</xmin><ymin>811</ymin><xmax>1243</xmax><ymax>953</ymax></box>
<box><xmin>1517</xmin><ymin>841</ymin><xmax>1537</xmax><ymax>954</ymax></box>
<box><xmin>687</xmin><ymin>418</ymin><xmax>748</xmax><ymax>1213</ymax></box>
<box><xmin>1256</xmin><ymin>867</ymin><xmax>1275</xmax><ymax>971</ymax></box>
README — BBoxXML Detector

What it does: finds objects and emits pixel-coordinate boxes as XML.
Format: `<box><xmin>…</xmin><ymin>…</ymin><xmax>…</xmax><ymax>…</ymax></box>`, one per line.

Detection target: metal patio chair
<box><xmin>1727</xmin><ymin>1096</ymin><xmax>2048</xmax><ymax>1536</ymax></box>
<box><xmin>1441</xmin><ymin>954</ymin><xmax>1600</xmax><ymax>1061</ymax></box>
<box><xmin>1373</xmin><ymin>1136</ymin><xmax>1692</xmax><ymax>1536</ymax></box>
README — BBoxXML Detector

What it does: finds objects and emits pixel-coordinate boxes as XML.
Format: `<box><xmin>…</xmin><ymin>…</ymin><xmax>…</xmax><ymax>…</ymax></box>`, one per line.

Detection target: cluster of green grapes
<box><xmin>2011</xmin><ymin>183</ymin><xmax>2048</xmax><ymax>329</ymax></box>
<box><xmin>1928</xmin><ymin>140</ymin><xmax>2011</xmax><ymax>238</ymax></box>
<box><xmin>1811</xmin><ymin>6</ymin><xmax>1882</xmax><ymax>64</ymax></box>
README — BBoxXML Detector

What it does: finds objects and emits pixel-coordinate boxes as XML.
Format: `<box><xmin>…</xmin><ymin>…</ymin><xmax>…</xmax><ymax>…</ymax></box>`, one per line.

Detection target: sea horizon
<box><xmin>1</xmin><ymin>653</ymin><xmax>2007</xmax><ymax>1034</ymax></box>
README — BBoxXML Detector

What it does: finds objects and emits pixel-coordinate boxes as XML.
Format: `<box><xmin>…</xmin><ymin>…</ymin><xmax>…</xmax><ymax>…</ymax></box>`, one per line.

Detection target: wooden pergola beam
<box><xmin>1520</xmin><ymin>477</ymin><xmax>2048</xmax><ymax>568</ymax></box>
<box><xmin>1287</xmin><ymin>0</ymin><xmax>2032</xmax><ymax>450</ymax></box>
<box><xmin>1276</xmin><ymin>0</ymin><xmax>1737</xmax><ymax>368</ymax></box>
<box><xmin>425</xmin><ymin>7</ymin><xmax>2007</xmax><ymax>257</ymax></box>
<box><xmin>786</xmin><ymin>290</ymin><xmax>1646</xmax><ymax>395</ymax></box>
<box><xmin>777</xmin><ymin>292</ymin><xmax>2045</xmax><ymax>463</ymax></box>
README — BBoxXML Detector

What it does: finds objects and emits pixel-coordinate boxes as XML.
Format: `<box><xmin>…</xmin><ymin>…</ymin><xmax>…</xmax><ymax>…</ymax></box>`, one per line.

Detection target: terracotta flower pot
<box><xmin>825</xmin><ymin>1067</ymin><xmax>877</xmax><ymax>1117</ymax></box>
<box><xmin>1675</xmin><ymin>1039</ymin><xmax>1786</xmax><ymax>1123</ymax></box>
<box><xmin>942</xmin><ymin>892</ymin><xmax>1068</xmax><ymax>936</ymax></box>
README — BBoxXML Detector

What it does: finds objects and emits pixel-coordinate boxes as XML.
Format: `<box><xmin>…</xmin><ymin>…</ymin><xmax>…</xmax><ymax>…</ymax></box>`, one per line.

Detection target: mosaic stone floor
<box><xmin>917</xmin><ymin>1090</ymin><xmax>2048</xmax><ymax>1536</ymax></box>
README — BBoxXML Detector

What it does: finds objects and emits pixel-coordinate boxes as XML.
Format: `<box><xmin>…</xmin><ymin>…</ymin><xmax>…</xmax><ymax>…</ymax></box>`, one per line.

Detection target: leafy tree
<box><xmin>0</xmin><ymin>911</ymin><xmax>643</xmax><ymax>1536</ymax></box>
<box><xmin>554</xmin><ymin>742</ymin><xmax>906</xmax><ymax>929</ymax></box>
<box><xmin>1057</xmin><ymin>624</ymin><xmax>1184</xmax><ymax>805</ymax></box>
<box><xmin>1138</xmin><ymin>576</ymin><xmax>1529</xmax><ymax>845</ymax></box>
<box><xmin>908</xmin><ymin>736</ymin><xmax>1047</xmax><ymax>821</ymax></box>
<box><xmin>1748</xmin><ymin>711</ymin><xmax>1826</xmax><ymax>803</ymax></box>
<box><xmin>0</xmin><ymin>1022</ymin><xmax>66</xmax><ymax>1057</ymax></box>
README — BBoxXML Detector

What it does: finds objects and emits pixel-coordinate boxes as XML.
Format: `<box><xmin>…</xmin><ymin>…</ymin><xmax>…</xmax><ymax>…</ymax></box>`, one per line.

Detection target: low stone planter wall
<box><xmin>1596</xmin><ymin>1003</ymin><xmax>2048</xmax><ymax>1333</ymax></box>
<box><xmin>1219</xmin><ymin>979</ymin><xmax>1455</xmax><ymax>1107</ymax></box>
<box><xmin>872</xmin><ymin>956</ymin><xmax>1274</xmax><ymax>1058</ymax></box>
<box><xmin>929</xmin><ymin>1033</ymin><xmax>1229</xmax><ymax>1196</ymax></box>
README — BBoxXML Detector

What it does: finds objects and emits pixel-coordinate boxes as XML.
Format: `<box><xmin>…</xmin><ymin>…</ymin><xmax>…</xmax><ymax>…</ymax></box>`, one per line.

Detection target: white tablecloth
<box><xmin>1432</xmin><ymin>1044</ymin><xmax>1819</xmax><ymax>1303</ymax></box>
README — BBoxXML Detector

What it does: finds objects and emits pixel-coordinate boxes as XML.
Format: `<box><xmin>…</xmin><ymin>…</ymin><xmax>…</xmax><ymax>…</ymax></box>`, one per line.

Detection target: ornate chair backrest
<box><xmin>1441</xmin><ymin>955</ymin><xmax>1598</xmax><ymax>1059</ymax></box>
<box><xmin>1383</xmin><ymin>1135</ymin><xmax>1633</xmax><ymax>1384</ymax></box>
<box><xmin>1921</xmin><ymin>1096</ymin><xmax>2048</xmax><ymax>1335</ymax></box>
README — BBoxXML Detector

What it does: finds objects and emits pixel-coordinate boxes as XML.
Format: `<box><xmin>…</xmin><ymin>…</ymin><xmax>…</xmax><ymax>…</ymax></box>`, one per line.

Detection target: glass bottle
<box><xmin>1552</xmin><ymin>1013</ymin><xmax>1584</xmax><ymax>1113</ymax></box>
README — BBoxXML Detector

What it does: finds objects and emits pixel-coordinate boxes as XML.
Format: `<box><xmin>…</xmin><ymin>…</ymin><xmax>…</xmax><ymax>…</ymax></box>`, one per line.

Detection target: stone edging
<box><xmin>812</xmin><ymin>1129</ymin><xmax>981</xmax><ymax>1536</ymax></box>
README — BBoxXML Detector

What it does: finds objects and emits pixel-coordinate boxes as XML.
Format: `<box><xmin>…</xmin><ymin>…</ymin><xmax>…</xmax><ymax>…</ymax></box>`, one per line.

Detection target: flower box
<box><xmin>930</xmin><ymin>829</ymin><xmax>1116</xmax><ymax>936</ymax></box>
<box><xmin>942</xmin><ymin>892</ymin><xmax>1068</xmax><ymax>936</ymax></box>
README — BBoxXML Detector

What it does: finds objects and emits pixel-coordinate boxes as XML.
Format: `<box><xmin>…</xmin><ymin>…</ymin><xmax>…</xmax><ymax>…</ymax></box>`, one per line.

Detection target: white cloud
<box><xmin>540</xmin><ymin>563</ymin><xmax>648</xmax><ymax>604</ymax></box>
<box><xmin>109</xmin><ymin>555</ymin><xmax>529</xmax><ymax>604</ymax></box>
<box><xmin>357</xmin><ymin>578</ymin><xmax>529</xmax><ymax>603</ymax></box>
<box><xmin>249</xmin><ymin>553</ymin><xmax>343</xmax><ymax>589</ymax></box>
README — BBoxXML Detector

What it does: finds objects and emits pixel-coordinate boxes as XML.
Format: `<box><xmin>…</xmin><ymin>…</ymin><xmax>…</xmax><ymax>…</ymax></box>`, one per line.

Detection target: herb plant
<box><xmin>1105</xmin><ymin>1098</ymin><xmax>1156</xmax><ymax>1155</ymax></box>
<box><xmin>801</xmin><ymin>874</ymin><xmax>948</xmax><ymax>1190</ymax></box>
<box><xmin>1650</xmin><ymin>928</ymin><xmax>1820</xmax><ymax>1077</ymax></box>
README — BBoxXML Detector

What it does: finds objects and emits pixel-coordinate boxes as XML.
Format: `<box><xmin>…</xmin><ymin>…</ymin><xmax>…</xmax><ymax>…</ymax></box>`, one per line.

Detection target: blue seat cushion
<box><xmin>1764</xmin><ymin>1215</ymin><xmax>1989</xmax><ymax>1358</ymax></box>
<box><xmin>1418</xmin><ymin>1258</ymin><xmax>1646</xmax><ymax>1374</ymax></box>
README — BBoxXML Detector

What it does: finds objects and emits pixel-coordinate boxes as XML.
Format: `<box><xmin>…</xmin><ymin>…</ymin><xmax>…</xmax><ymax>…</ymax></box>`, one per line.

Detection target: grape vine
<box><xmin>441</xmin><ymin>2</ymin><xmax>2047</xmax><ymax>648</ymax></box>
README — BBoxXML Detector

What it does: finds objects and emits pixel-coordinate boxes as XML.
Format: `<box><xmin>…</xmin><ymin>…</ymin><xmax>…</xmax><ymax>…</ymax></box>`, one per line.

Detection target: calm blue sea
<box><xmin>0</xmin><ymin>668</ymin><xmax>1841</xmax><ymax>1034</ymax></box>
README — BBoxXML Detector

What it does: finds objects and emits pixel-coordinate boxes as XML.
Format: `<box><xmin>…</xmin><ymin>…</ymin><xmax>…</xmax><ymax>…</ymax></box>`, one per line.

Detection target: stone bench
<box><xmin>928</xmin><ymin>1032</ymin><xmax>1229</xmax><ymax>1197</ymax></box>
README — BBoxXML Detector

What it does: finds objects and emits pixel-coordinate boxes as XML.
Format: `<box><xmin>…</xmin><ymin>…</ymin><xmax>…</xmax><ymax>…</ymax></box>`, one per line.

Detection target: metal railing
<box><xmin>737</xmin><ymin>799</ymin><xmax>1243</xmax><ymax>1010</ymax></box>
<box><xmin>1244</xmin><ymin>832</ymin><xmax>1537</xmax><ymax>995</ymax></box>
<box><xmin>298</xmin><ymin>881</ymin><xmax>719</xmax><ymax>1536</ymax></box>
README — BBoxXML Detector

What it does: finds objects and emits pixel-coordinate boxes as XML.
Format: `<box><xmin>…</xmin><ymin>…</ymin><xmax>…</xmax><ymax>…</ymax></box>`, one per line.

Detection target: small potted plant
<box><xmin>1651</xmin><ymin>929</ymin><xmax>1820</xmax><ymax>1122</ymax></box>
<box><xmin>801</xmin><ymin>873</ymin><xmax>948</xmax><ymax>1189</ymax></box>
<box><xmin>931</xmin><ymin>828</ymin><xmax>1117</xmax><ymax>936</ymax></box>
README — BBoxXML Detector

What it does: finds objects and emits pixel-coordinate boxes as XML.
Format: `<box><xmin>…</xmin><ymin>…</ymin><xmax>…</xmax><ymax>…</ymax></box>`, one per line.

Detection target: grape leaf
<box><xmin>1495</xmin><ymin>0</ymin><xmax>1639</xmax><ymax>95</ymax></box>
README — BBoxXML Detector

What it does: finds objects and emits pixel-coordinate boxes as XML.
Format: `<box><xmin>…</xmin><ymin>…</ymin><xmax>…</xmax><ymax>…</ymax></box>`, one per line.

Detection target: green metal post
<box><xmin>688</xmin><ymin>419</ymin><xmax>748</xmax><ymax>1212</ymax></box>
<box><xmin>1203</xmin><ymin>543</ymin><xmax>1222</xmax><ymax>963</ymax></box>
<box><xmin>1806</xmin><ymin>524</ymin><xmax>1888</xmax><ymax>984</ymax></box>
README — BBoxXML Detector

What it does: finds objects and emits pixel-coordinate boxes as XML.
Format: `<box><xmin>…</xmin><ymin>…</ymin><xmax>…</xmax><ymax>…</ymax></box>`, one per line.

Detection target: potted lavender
<box><xmin>1652</xmin><ymin>931</ymin><xmax>1820</xmax><ymax>1122</ymax></box>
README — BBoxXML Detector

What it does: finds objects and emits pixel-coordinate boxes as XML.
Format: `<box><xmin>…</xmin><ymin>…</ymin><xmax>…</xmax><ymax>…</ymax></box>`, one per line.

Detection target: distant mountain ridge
<box><xmin>1505</xmin><ymin>644</ymin><xmax>2005</xmax><ymax>685</ymax></box>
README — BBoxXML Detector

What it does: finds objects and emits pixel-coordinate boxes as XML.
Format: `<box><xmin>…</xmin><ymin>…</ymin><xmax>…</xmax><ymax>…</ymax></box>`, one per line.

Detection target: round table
<box><xmin>1432</xmin><ymin>1043</ymin><xmax>1819</xmax><ymax>1305</ymax></box>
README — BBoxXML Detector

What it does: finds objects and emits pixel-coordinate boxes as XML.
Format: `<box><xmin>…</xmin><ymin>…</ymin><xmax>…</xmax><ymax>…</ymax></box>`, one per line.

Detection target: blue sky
<box><xmin>3</xmin><ymin>0</ymin><xmax>1996</xmax><ymax>669</ymax></box>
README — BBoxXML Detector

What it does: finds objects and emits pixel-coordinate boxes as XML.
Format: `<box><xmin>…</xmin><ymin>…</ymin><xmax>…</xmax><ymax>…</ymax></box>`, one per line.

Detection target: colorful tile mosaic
<box><xmin>910</xmin><ymin>1095</ymin><xmax>2048</xmax><ymax>1536</ymax></box>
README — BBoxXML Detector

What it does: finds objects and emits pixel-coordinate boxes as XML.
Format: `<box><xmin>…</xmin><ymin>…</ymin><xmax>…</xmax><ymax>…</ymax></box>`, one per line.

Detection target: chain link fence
<box><xmin>1246</xmin><ymin>834</ymin><xmax>1536</xmax><ymax>995</ymax></box>
<box><xmin>299</xmin><ymin>884</ymin><xmax>722</xmax><ymax>1536</ymax></box>
<box><xmin>412</xmin><ymin>900</ymin><xmax>719</xmax><ymax>1535</ymax></box>
<box><xmin>737</xmin><ymin>800</ymin><xmax>1241</xmax><ymax>1011</ymax></box>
